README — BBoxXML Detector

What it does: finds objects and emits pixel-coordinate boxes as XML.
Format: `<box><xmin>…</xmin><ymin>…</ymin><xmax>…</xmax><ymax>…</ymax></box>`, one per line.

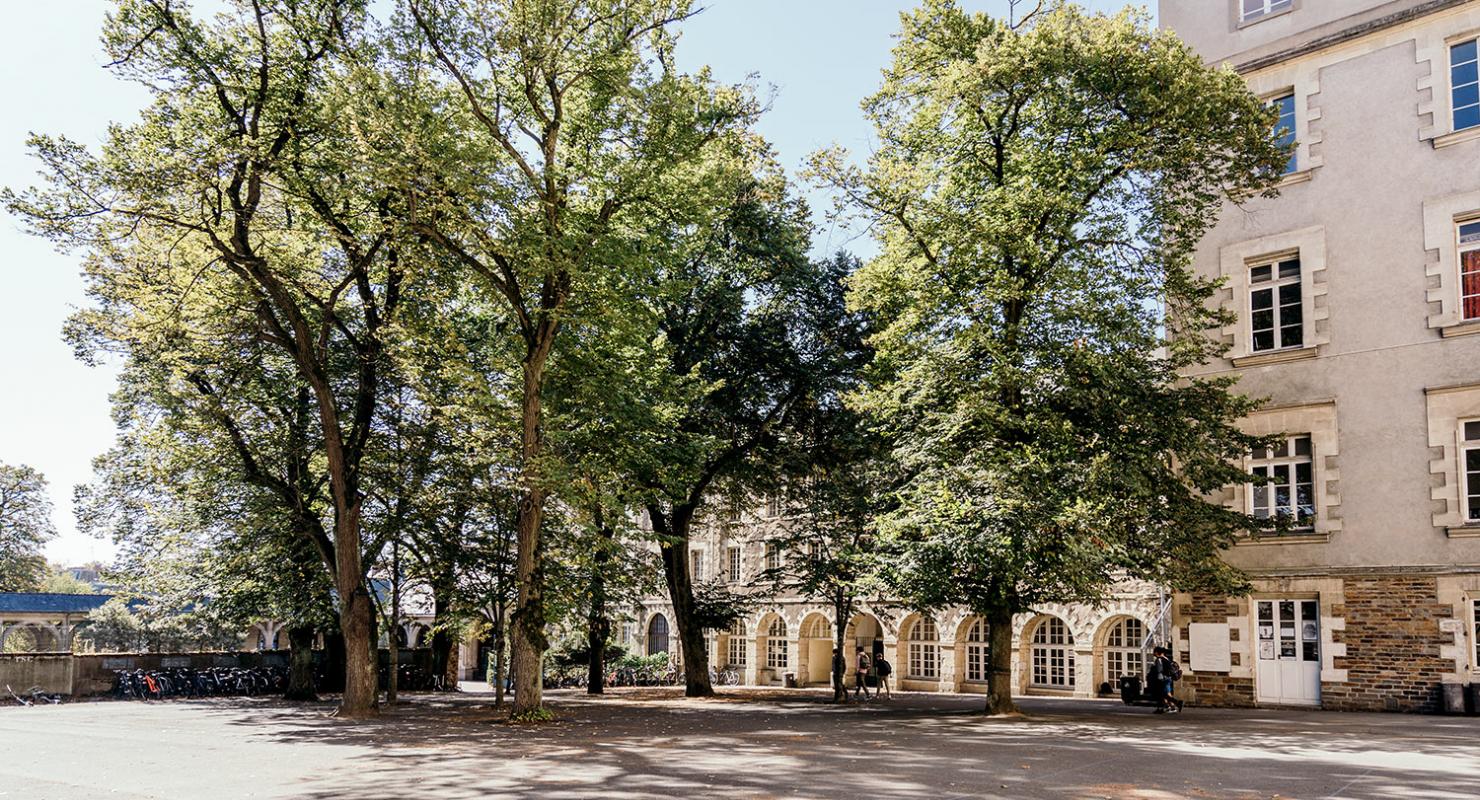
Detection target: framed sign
<box><xmin>1188</xmin><ymin>623</ymin><xmax>1232</xmax><ymax>672</ymax></box>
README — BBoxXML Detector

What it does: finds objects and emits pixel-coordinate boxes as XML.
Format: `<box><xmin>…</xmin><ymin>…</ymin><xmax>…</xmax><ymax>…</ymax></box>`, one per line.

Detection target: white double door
<box><xmin>1255</xmin><ymin>598</ymin><xmax>1321</xmax><ymax>706</ymax></box>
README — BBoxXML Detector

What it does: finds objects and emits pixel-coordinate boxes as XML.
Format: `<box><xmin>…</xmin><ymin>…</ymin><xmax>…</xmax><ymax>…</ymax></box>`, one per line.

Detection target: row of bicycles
<box><xmin>112</xmin><ymin>666</ymin><xmax>287</xmax><ymax>700</ymax></box>
<box><xmin>541</xmin><ymin>663</ymin><xmax>742</xmax><ymax>688</ymax></box>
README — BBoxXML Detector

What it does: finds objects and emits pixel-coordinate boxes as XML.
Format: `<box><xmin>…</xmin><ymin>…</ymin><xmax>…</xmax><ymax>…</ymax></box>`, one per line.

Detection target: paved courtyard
<box><xmin>1</xmin><ymin>686</ymin><xmax>1477</xmax><ymax>800</ymax></box>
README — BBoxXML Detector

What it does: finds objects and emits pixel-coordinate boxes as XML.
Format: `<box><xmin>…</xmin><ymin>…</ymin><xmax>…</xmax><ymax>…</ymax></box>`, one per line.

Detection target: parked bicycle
<box><xmin>7</xmin><ymin>684</ymin><xmax>64</xmax><ymax>706</ymax></box>
<box><xmin>110</xmin><ymin>665</ymin><xmax>288</xmax><ymax>701</ymax></box>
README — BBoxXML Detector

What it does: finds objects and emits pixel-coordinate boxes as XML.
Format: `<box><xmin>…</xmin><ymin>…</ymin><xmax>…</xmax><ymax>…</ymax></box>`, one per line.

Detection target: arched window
<box><xmin>647</xmin><ymin>614</ymin><xmax>670</xmax><ymax>656</ymax></box>
<box><xmin>1030</xmin><ymin>617</ymin><xmax>1075</xmax><ymax>688</ymax></box>
<box><xmin>1104</xmin><ymin>618</ymin><xmax>1146</xmax><ymax>686</ymax></box>
<box><xmin>801</xmin><ymin>615</ymin><xmax>829</xmax><ymax>639</ymax></box>
<box><xmin>766</xmin><ymin>617</ymin><xmax>789</xmax><ymax>669</ymax></box>
<box><xmin>727</xmin><ymin>619</ymin><xmax>747</xmax><ymax>667</ymax></box>
<box><xmin>907</xmin><ymin>618</ymin><xmax>939</xmax><ymax>679</ymax></box>
<box><xmin>963</xmin><ymin>617</ymin><xmax>989</xmax><ymax>683</ymax></box>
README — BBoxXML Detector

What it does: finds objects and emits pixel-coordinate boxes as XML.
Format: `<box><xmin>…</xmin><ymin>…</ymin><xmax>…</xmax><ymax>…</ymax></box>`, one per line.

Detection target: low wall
<box><xmin>0</xmin><ymin>653</ymin><xmax>74</xmax><ymax>695</ymax></box>
<box><xmin>4</xmin><ymin>648</ymin><xmax>431</xmax><ymax>696</ymax></box>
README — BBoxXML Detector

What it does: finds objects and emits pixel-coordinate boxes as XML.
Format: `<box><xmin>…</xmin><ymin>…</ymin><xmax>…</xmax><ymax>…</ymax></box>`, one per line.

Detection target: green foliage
<box><xmin>813</xmin><ymin>1</ymin><xmax>1288</xmax><ymax>620</ymax></box>
<box><xmin>0</xmin><ymin>462</ymin><xmax>57</xmax><ymax>592</ymax></box>
<box><xmin>37</xmin><ymin>566</ymin><xmax>98</xmax><ymax>595</ymax></box>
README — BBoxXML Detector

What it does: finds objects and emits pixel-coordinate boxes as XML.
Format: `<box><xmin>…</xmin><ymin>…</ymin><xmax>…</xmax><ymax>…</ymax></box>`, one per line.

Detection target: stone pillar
<box><xmin>1073</xmin><ymin>646</ymin><xmax>1095</xmax><ymax>697</ymax></box>
<box><xmin>938</xmin><ymin>643</ymin><xmax>957</xmax><ymax>693</ymax></box>
<box><xmin>744</xmin><ymin>636</ymin><xmax>759</xmax><ymax>685</ymax></box>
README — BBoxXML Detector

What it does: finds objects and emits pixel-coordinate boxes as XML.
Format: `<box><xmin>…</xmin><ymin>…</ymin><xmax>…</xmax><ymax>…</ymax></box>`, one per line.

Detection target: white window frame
<box><xmin>726</xmin><ymin>619</ymin><xmax>747</xmax><ymax>667</ymax></box>
<box><xmin>1249</xmin><ymin>434</ymin><xmax>1316</xmax><ymax>528</ymax></box>
<box><xmin>765</xmin><ymin>542</ymin><xmax>782</xmax><ymax>572</ymax></box>
<box><xmin>766</xmin><ymin>494</ymin><xmax>782</xmax><ymax>518</ymax></box>
<box><xmin>963</xmin><ymin>617</ymin><xmax>989</xmax><ymax>683</ymax></box>
<box><xmin>1103</xmin><ymin>618</ymin><xmax>1146</xmax><ymax>686</ymax></box>
<box><xmin>689</xmin><ymin>549</ymin><xmax>704</xmax><ymax>582</ymax></box>
<box><xmin>907</xmin><ymin>618</ymin><xmax>939</xmax><ymax>679</ymax></box>
<box><xmin>1462</xmin><ymin>419</ymin><xmax>1480</xmax><ymax>524</ymax></box>
<box><xmin>1248</xmin><ymin>255</ymin><xmax>1304</xmax><ymax>353</ymax></box>
<box><xmin>1460</xmin><ymin>219</ymin><xmax>1480</xmax><ymax>322</ymax></box>
<box><xmin>727</xmin><ymin>546</ymin><xmax>742</xmax><ymax>583</ymax></box>
<box><xmin>1472</xmin><ymin>598</ymin><xmax>1480</xmax><ymax>673</ymax></box>
<box><xmin>1030</xmin><ymin>618</ymin><xmax>1075</xmax><ymax>689</ymax></box>
<box><xmin>1240</xmin><ymin>0</ymin><xmax>1292</xmax><ymax>23</ymax></box>
<box><xmin>765</xmin><ymin>618</ymin><xmax>788</xmax><ymax>669</ymax></box>
<box><xmin>1452</xmin><ymin>36</ymin><xmax>1480</xmax><ymax>133</ymax></box>
<box><xmin>1270</xmin><ymin>92</ymin><xmax>1297</xmax><ymax>175</ymax></box>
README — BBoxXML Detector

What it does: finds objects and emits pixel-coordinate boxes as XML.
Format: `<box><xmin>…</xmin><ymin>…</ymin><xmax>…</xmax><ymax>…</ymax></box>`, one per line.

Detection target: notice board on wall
<box><xmin>1188</xmin><ymin>622</ymin><xmax>1232</xmax><ymax>673</ymax></box>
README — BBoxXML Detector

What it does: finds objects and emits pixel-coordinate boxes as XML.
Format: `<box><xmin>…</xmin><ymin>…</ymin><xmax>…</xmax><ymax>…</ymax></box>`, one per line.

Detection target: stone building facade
<box><xmin>624</xmin><ymin>510</ymin><xmax>1168</xmax><ymax>700</ymax></box>
<box><xmin>1162</xmin><ymin>0</ymin><xmax>1480</xmax><ymax>711</ymax></box>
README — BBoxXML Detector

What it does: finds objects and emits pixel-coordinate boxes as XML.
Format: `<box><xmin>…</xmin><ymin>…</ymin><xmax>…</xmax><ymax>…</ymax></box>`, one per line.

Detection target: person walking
<box><xmin>1152</xmin><ymin>646</ymin><xmax>1184</xmax><ymax>713</ymax></box>
<box><xmin>874</xmin><ymin>654</ymin><xmax>893</xmax><ymax>699</ymax></box>
<box><xmin>853</xmin><ymin>647</ymin><xmax>872</xmax><ymax>701</ymax></box>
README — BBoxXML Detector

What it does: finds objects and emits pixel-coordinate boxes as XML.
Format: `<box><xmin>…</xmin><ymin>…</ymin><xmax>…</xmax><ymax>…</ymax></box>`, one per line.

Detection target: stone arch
<box><xmin>797</xmin><ymin>611</ymin><xmax>833</xmax><ymax>687</ymax></box>
<box><xmin>1020</xmin><ymin>614</ymin><xmax>1076</xmax><ymax>693</ymax></box>
<box><xmin>953</xmin><ymin>614</ymin><xmax>991</xmax><ymax>692</ymax></box>
<box><xmin>5</xmin><ymin>622</ymin><xmax>63</xmax><ymax>652</ymax></box>
<box><xmin>896</xmin><ymin>613</ymin><xmax>942</xmax><ymax>686</ymax></box>
<box><xmin>754</xmin><ymin>611</ymin><xmax>790</xmax><ymax>684</ymax></box>
<box><xmin>1092</xmin><ymin>614</ymin><xmax>1150</xmax><ymax>694</ymax></box>
<box><xmin>646</xmin><ymin>612</ymin><xmax>671</xmax><ymax>656</ymax></box>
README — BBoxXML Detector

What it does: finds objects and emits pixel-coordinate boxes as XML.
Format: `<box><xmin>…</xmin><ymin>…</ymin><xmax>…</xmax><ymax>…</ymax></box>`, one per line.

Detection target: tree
<box><xmin>39</xmin><ymin>566</ymin><xmax>99</xmax><ymax>595</ymax></box>
<box><xmin>399</xmin><ymin>0</ymin><xmax>762</xmax><ymax>716</ymax></box>
<box><xmin>0</xmin><ymin>462</ymin><xmax>57</xmax><ymax>592</ymax></box>
<box><xmin>812</xmin><ymin>2</ymin><xmax>1288</xmax><ymax>714</ymax></box>
<box><xmin>8</xmin><ymin>0</ymin><xmax>403</xmax><ymax>716</ymax></box>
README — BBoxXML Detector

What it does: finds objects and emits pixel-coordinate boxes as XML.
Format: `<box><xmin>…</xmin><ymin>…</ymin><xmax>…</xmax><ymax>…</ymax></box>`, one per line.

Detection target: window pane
<box><xmin>1278</xmin><ymin>259</ymin><xmax>1301</xmax><ymax>279</ymax></box>
<box><xmin>1460</xmin><ymin>221</ymin><xmax>1480</xmax><ymax>244</ymax></box>
<box><xmin>1278</xmin><ymin>282</ymin><xmax>1302</xmax><ymax>306</ymax></box>
<box><xmin>1465</xmin><ymin>421</ymin><xmax>1480</xmax><ymax>441</ymax></box>
<box><xmin>1456</xmin><ymin>83</ymin><xmax>1480</xmax><ymax>112</ymax></box>
<box><xmin>1294</xmin><ymin>436</ymin><xmax>1312</xmax><ymax>456</ymax></box>
<box><xmin>1252</xmin><ymin>331</ymin><xmax>1275</xmax><ymax>352</ymax></box>
<box><xmin>1251</xmin><ymin>264</ymin><xmax>1272</xmax><ymax>283</ymax></box>
<box><xmin>1281</xmin><ymin>325</ymin><xmax>1304</xmax><ymax>348</ymax></box>
<box><xmin>1251</xmin><ymin>287</ymin><xmax>1274</xmax><ymax>310</ymax></box>
<box><xmin>1454</xmin><ymin>40</ymin><xmax>1478</xmax><ymax>67</ymax></box>
<box><xmin>1456</xmin><ymin>104</ymin><xmax>1480</xmax><ymax>132</ymax></box>
<box><xmin>1253</xmin><ymin>484</ymin><xmax>1269</xmax><ymax>517</ymax></box>
<box><xmin>1273</xmin><ymin>439</ymin><xmax>1289</xmax><ymax>458</ymax></box>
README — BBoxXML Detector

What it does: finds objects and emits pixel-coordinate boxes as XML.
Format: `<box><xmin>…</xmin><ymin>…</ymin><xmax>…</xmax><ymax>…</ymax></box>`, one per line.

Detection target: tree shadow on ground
<box><xmin>200</xmin><ymin>688</ymin><xmax>1480</xmax><ymax>800</ymax></box>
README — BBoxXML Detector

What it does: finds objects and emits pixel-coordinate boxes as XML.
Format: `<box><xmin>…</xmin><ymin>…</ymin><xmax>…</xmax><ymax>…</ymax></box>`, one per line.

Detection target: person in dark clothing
<box><xmin>1151</xmin><ymin>646</ymin><xmax>1184</xmax><ymax>713</ymax></box>
<box><xmin>854</xmin><ymin>647</ymin><xmax>872</xmax><ymax>701</ymax></box>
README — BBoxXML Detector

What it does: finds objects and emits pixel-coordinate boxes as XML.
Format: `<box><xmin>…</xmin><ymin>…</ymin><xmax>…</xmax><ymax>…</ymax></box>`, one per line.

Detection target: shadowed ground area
<box><xmin>1</xmin><ymin>685</ymin><xmax>1476</xmax><ymax>799</ymax></box>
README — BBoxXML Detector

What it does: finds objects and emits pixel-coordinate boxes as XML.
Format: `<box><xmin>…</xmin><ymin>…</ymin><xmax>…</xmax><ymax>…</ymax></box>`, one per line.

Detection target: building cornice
<box><xmin>1235</xmin><ymin>0</ymin><xmax>1473</xmax><ymax>73</ymax></box>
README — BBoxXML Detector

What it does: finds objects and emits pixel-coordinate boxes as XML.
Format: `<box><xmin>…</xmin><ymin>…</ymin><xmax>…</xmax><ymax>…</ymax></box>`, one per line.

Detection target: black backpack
<box><xmin>876</xmin><ymin>658</ymin><xmax>892</xmax><ymax>677</ymax></box>
<box><xmin>1167</xmin><ymin>658</ymin><xmax>1183</xmax><ymax>681</ymax></box>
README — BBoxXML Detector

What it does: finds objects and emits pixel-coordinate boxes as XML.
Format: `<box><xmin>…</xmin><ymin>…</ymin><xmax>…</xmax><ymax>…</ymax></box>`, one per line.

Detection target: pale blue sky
<box><xmin>0</xmin><ymin>0</ymin><xmax>1150</xmax><ymax>566</ymax></box>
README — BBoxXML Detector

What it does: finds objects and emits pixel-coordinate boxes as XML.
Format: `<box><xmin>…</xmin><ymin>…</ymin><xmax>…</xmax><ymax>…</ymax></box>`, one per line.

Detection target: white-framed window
<box><xmin>1104</xmin><ymin>618</ymin><xmax>1146</xmax><ymax>686</ymax></box>
<box><xmin>1250</xmin><ymin>434</ymin><xmax>1315</xmax><ymax>527</ymax></box>
<box><xmin>1031</xmin><ymin>617</ymin><xmax>1075</xmax><ymax>688</ymax></box>
<box><xmin>727</xmin><ymin>619</ymin><xmax>747</xmax><ymax>667</ymax></box>
<box><xmin>963</xmin><ymin>617</ymin><xmax>989</xmax><ymax>683</ymax></box>
<box><xmin>906</xmin><ymin>618</ymin><xmax>939</xmax><ymax>679</ymax></box>
<box><xmin>1472</xmin><ymin>598</ymin><xmax>1480</xmax><ymax>671</ymax></box>
<box><xmin>765</xmin><ymin>617</ymin><xmax>788</xmax><ymax>669</ymax></box>
<box><xmin>1462</xmin><ymin>420</ymin><xmax>1480</xmax><ymax>524</ymax></box>
<box><xmin>1271</xmin><ymin>92</ymin><xmax>1297</xmax><ymax>174</ymax></box>
<box><xmin>619</xmin><ymin>620</ymin><xmax>634</xmax><ymax>646</ymax></box>
<box><xmin>1241</xmin><ymin>0</ymin><xmax>1291</xmax><ymax>22</ymax></box>
<box><xmin>766</xmin><ymin>494</ymin><xmax>782</xmax><ymax>518</ymax></box>
<box><xmin>765</xmin><ymin>541</ymin><xmax>782</xmax><ymax>572</ymax></box>
<box><xmin>1460</xmin><ymin>219</ymin><xmax>1480</xmax><ymax>322</ymax></box>
<box><xmin>690</xmin><ymin>549</ymin><xmax>704</xmax><ymax>582</ymax></box>
<box><xmin>1453</xmin><ymin>38</ymin><xmax>1479</xmax><ymax>132</ymax></box>
<box><xmin>1249</xmin><ymin>256</ymin><xmax>1303</xmax><ymax>352</ymax></box>
<box><xmin>727</xmin><ymin>546</ymin><xmax>742</xmax><ymax>583</ymax></box>
<box><xmin>807</xmin><ymin>540</ymin><xmax>823</xmax><ymax>563</ymax></box>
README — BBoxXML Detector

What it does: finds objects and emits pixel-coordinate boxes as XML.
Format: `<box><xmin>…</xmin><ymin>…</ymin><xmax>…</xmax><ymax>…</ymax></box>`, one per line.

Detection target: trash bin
<box><xmin>1443</xmin><ymin>683</ymin><xmax>1466</xmax><ymax>714</ymax></box>
<box><xmin>783</xmin><ymin>672</ymin><xmax>797</xmax><ymax>689</ymax></box>
<box><xmin>1468</xmin><ymin>683</ymin><xmax>1479</xmax><ymax>715</ymax></box>
<box><xmin>1118</xmin><ymin>675</ymin><xmax>1142</xmax><ymax>705</ymax></box>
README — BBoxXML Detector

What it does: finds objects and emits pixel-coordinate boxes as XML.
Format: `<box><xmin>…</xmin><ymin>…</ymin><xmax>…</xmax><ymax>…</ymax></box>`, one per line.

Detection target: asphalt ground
<box><xmin>1</xmin><ymin>685</ymin><xmax>1476</xmax><ymax>799</ymax></box>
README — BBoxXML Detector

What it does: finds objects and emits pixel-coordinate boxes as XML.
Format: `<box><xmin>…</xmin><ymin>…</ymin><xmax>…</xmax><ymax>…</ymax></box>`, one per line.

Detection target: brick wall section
<box><xmin>1322</xmin><ymin>576</ymin><xmax>1450</xmax><ymax>713</ymax></box>
<box><xmin>1178</xmin><ymin>593</ymin><xmax>1256</xmax><ymax>707</ymax></box>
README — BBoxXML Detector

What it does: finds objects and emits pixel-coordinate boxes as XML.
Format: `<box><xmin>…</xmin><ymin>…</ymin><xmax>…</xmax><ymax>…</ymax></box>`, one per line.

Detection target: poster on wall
<box><xmin>1188</xmin><ymin>623</ymin><xmax>1232</xmax><ymax>672</ymax></box>
<box><xmin>1302</xmin><ymin>621</ymin><xmax>1318</xmax><ymax>641</ymax></box>
<box><xmin>1258</xmin><ymin>624</ymin><xmax>1273</xmax><ymax>640</ymax></box>
<box><xmin>1259</xmin><ymin>641</ymin><xmax>1275</xmax><ymax>660</ymax></box>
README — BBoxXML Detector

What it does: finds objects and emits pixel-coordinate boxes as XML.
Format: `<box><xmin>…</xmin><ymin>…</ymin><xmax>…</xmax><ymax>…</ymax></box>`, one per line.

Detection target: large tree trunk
<box><xmin>510</xmin><ymin>360</ymin><xmax>551</xmax><ymax>717</ymax></box>
<box><xmin>338</xmin><ymin>579</ymin><xmax>377</xmax><ymax>716</ymax></box>
<box><xmin>492</xmin><ymin>615</ymin><xmax>507</xmax><ymax>708</ymax></box>
<box><xmin>285</xmin><ymin>625</ymin><xmax>318</xmax><ymax>701</ymax></box>
<box><xmin>653</xmin><ymin>505</ymin><xmax>713</xmax><ymax>698</ymax></box>
<box><xmin>832</xmin><ymin>592</ymin><xmax>850</xmax><ymax>703</ymax></box>
<box><xmin>985</xmin><ymin>607</ymin><xmax>1017</xmax><ymax>715</ymax></box>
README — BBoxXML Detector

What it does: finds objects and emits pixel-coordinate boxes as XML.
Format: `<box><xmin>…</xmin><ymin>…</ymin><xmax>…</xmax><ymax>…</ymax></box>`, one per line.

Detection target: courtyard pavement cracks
<box><xmin>0</xmin><ymin>686</ymin><xmax>1476</xmax><ymax>800</ymax></box>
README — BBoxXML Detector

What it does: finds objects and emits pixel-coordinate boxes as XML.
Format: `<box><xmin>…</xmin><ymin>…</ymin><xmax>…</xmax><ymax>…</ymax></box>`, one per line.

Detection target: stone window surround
<box><xmin>1233</xmin><ymin>0</ymin><xmax>1298</xmax><ymax>31</ymax></box>
<box><xmin>1246</xmin><ymin>73</ymin><xmax>1323</xmax><ymax>183</ymax></box>
<box><xmin>1219</xmin><ymin>226</ymin><xmax>1331</xmax><ymax>365</ymax></box>
<box><xmin>1231</xmin><ymin>401</ymin><xmax>1344</xmax><ymax>541</ymax></box>
<box><xmin>1422</xmin><ymin>188</ymin><xmax>1480</xmax><ymax>335</ymax></box>
<box><xmin>1435</xmin><ymin>575</ymin><xmax>1480</xmax><ymax>680</ymax></box>
<box><xmin>1424</xmin><ymin>382</ymin><xmax>1480</xmax><ymax>534</ymax></box>
<box><xmin>1418</xmin><ymin>7</ymin><xmax>1480</xmax><ymax>144</ymax></box>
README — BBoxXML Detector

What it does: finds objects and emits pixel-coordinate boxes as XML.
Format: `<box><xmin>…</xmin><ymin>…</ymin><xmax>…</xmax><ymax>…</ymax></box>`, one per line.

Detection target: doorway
<box><xmin>1255</xmin><ymin>599</ymin><xmax>1321</xmax><ymax>706</ymax></box>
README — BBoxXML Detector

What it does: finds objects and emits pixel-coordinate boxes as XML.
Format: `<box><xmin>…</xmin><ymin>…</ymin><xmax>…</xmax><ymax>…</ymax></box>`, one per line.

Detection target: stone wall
<box><xmin>0</xmin><ymin>653</ymin><xmax>74</xmax><ymax>695</ymax></box>
<box><xmin>1177</xmin><ymin>593</ymin><xmax>1256</xmax><ymax>707</ymax></box>
<box><xmin>1322</xmin><ymin>576</ymin><xmax>1451</xmax><ymax>712</ymax></box>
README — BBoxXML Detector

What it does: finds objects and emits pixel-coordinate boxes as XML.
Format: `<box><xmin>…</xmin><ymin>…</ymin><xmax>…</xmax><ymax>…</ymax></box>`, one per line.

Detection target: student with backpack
<box><xmin>1152</xmin><ymin>646</ymin><xmax>1185</xmax><ymax>713</ymax></box>
<box><xmin>874</xmin><ymin>654</ymin><xmax>893</xmax><ymax>699</ymax></box>
<box><xmin>853</xmin><ymin>647</ymin><xmax>872</xmax><ymax>701</ymax></box>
